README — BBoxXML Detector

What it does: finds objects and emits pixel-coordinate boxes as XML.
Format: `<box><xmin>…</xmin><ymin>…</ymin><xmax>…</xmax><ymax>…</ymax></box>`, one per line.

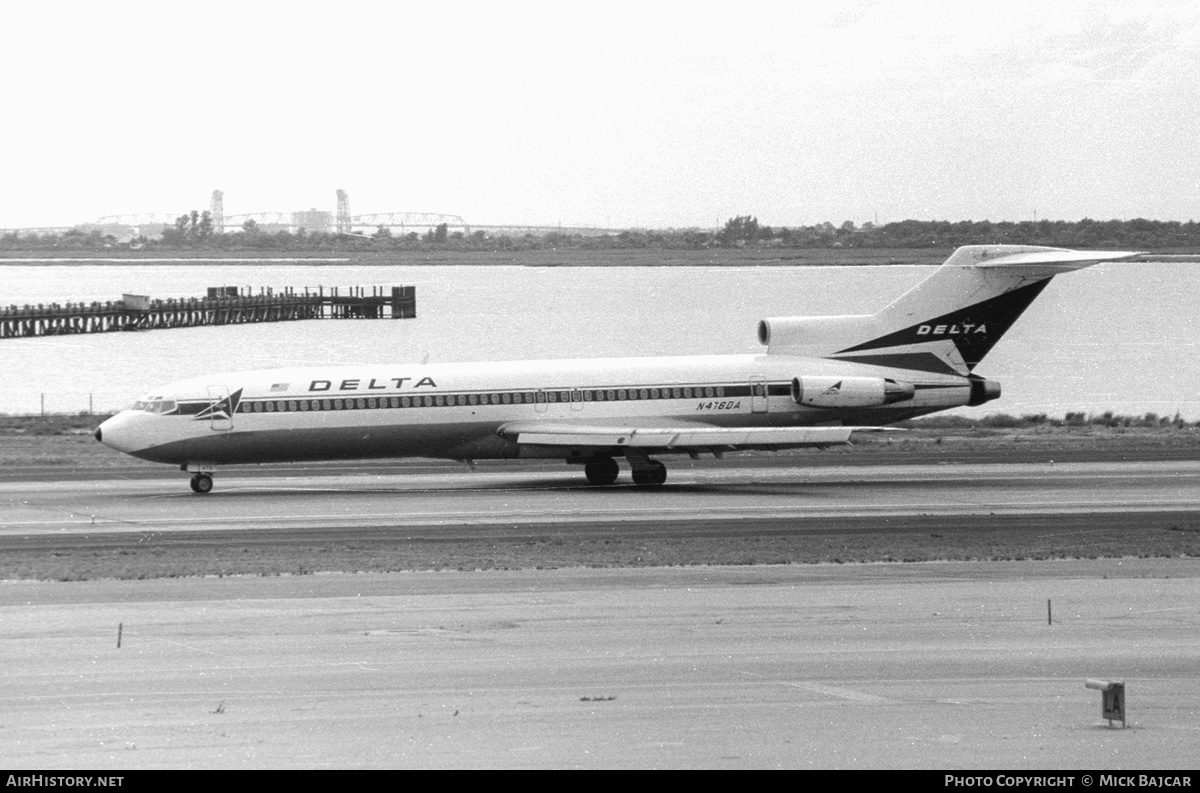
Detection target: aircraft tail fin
<box><xmin>758</xmin><ymin>245</ymin><xmax>1141</xmax><ymax>375</ymax></box>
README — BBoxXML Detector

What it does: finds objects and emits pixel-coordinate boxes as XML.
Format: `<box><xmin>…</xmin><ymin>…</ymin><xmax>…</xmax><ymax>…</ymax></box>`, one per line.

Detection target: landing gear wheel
<box><xmin>189</xmin><ymin>473</ymin><xmax>213</xmax><ymax>494</ymax></box>
<box><xmin>631</xmin><ymin>460</ymin><xmax>667</xmax><ymax>487</ymax></box>
<box><xmin>584</xmin><ymin>457</ymin><xmax>620</xmax><ymax>486</ymax></box>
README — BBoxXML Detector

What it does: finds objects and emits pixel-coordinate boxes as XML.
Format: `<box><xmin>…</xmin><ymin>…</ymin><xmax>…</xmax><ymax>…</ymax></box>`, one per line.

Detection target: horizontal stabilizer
<box><xmin>954</xmin><ymin>246</ymin><xmax>1142</xmax><ymax>276</ymax></box>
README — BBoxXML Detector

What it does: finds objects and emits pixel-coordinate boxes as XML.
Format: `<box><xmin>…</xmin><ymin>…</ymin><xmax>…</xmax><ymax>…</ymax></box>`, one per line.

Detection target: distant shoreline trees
<box><xmin>4</xmin><ymin>215</ymin><xmax>1200</xmax><ymax>252</ymax></box>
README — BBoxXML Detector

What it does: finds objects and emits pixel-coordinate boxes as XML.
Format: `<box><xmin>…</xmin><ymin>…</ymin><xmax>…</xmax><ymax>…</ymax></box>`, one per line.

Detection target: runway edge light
<box><xmin>1085</xmin><ymin>679</ymin><xmax>1126</xmax><ymax>728</ymax></box>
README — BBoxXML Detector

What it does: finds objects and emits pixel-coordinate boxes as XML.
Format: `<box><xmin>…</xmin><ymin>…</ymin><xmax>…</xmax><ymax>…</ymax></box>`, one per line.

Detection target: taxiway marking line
<box><xmin>3</xmin><ymin>498</ymin><xmax>1200</xmax><ymax>531</ymax></box>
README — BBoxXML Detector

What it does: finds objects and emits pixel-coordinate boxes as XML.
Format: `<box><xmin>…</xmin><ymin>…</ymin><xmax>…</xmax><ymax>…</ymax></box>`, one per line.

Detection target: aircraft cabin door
<box><xmin>206</xmin><ymin>384</ymin><xmax>234</xmax><ymax>431</ymax></box>
<box><xmin>750</xmin><ymin>376</ymin><xmax>769</xmax><ymax>413</ymax></box>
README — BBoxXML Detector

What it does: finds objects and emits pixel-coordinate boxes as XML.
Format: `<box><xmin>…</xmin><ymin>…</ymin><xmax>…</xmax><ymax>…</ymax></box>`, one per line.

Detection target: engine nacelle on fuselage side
<box><xmin>791</xmin><ymin>376</ymin><xmax>916</xmax><ymax>409</ymax></box>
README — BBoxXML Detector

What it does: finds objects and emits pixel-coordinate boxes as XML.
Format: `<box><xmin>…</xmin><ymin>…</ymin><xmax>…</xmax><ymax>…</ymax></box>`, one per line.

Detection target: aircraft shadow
<box><xmin>159</xmin><ymin>477</ymin><xmax>862</xmax><ymax>500</ymax></box>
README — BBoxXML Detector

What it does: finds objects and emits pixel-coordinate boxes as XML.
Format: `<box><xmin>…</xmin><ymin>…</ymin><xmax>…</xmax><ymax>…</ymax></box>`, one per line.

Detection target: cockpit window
<box><xmin>131</xmin><ymin>398</ymin><xmax>178</xmax><ymax>415</ymax></box>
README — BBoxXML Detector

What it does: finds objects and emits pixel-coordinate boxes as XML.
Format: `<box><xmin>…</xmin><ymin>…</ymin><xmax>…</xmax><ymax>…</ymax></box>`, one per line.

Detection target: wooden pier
<box><xmin>0</xmin><ymin>285</ymin><xmax>416</xmax><ymax>339</ymax></box>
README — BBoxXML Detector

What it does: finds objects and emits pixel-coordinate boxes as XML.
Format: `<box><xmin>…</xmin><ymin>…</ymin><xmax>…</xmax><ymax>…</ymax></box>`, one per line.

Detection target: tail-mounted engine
<box><xmin>791</xmin><ymin>376</ymin><xmax>915</xmax><ymax>408</ymax></box>
<box><xmin>968</xmin><ymin>376</ymin><xmax>1001</xmax><ymax>406</ymax></box>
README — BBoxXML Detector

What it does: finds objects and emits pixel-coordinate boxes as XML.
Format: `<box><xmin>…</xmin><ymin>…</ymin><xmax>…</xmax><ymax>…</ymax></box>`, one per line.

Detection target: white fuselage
<box><xmin>93</xmin><ymin>245</ymin><xmax>1140</xmax><ymax>488</ymax></box>
<box><xmin>97</xmin><ymin>352</ymin><xmax>971</xmax><ymax>467</ymax></box>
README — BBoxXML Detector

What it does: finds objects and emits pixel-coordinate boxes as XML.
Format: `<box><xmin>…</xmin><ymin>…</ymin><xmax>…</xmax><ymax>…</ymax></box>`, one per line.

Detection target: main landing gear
<box><xmin>583</xmin><ymin>456</ymin><xmax>667</xmax><ymax>487</ymax></box>
<box><xmin>584</xmin><ymin>457</ymin><xmax>620</xmax><ymax>486</ymax></box>
<box><xmin>631</xmin><ymin>460</ymin><xmax>667</xmax><ymax>487</ymax></box>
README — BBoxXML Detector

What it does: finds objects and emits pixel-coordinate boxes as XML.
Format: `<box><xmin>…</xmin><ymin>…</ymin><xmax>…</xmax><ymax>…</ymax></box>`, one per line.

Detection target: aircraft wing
<box><xmin>498</xmin><ymin>421</ymin><xmax>890</xmax><ymax>453</ymax></box>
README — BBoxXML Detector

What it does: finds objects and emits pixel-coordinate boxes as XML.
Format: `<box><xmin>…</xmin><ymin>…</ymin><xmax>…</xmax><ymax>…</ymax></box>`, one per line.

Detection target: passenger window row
<box><xmin>237</xmin><ymin>385</ymin><xmax>736</xmax><ymax>414</ymax></box>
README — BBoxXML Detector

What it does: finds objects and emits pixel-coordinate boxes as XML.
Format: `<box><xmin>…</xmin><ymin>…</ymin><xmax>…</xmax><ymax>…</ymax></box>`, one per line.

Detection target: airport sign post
<box><xmin>1085</xmin><ymin>679</ymin><xmax>1126</xmax><ymax>728</ymax></box>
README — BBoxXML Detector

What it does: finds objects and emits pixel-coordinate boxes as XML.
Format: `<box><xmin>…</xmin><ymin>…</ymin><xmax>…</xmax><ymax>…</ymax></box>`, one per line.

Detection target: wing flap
<box><xmin>500</xmin><ymin>422</ymin><xmax>882</xmax><ymax>451</ymax></box>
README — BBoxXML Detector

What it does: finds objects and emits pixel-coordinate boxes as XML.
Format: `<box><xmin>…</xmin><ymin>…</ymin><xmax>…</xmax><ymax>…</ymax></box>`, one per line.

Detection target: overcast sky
<box><xmin>3</xmin><ymin>0</ymin><xmax>1198</xmax><ymax>230</ymax></box>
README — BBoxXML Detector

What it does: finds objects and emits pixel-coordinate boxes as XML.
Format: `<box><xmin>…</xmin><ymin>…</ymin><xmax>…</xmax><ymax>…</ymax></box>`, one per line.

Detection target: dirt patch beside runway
<box><xmin>3</xmin><ymin>510</ymin><xmax>1198</xmax><ymax>582</ymax></box>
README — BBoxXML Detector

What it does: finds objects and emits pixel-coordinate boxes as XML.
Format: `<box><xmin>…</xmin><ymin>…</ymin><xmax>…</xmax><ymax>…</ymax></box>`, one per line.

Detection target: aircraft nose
<box><xmin>96</xmin><ymin>411</ymin><xmax>143</xmax><ymax>455</ymax></box>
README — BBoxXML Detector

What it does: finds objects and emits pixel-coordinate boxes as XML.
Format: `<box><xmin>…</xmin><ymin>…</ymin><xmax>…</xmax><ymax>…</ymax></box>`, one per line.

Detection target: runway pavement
<box><xmin>1</xmin><ymin>460</ymin><xmax>1198</xmax><ymax>768</ymax></box>
<box><xmin>1</xmin><ymin>561</ymin><xmax>1198</xmax><ymax>769</ymax></box>
<box><xmin>5</xmin><ymin>459</ymin><xmax>1200</xmax><ymax>536</ymax></box>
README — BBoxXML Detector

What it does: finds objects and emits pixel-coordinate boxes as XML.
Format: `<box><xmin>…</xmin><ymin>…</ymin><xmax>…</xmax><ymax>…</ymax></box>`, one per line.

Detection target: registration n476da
<box><xmin>697</xmin><ymin>400</ymin><xmax>742</xmax><ymax>411</ymax></box>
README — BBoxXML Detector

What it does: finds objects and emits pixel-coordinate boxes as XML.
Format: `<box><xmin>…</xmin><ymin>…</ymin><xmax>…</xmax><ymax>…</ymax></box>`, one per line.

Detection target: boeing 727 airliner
<box><xmin>95</xmin><ymin>245</ymin><xmax>1139</xmax><ymax>492</ymax></box>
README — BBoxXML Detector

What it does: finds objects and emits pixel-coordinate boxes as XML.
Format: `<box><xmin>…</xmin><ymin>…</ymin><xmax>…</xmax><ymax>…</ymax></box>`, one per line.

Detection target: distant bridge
<box><xmin>349</xmin><ymin>212</ymin><xmax>468</xmax><ymax>232</ymax></box>
<box><xmin>4</xmin><ymin>212</ymin><xmax>627</xmax><ymax>238</ymax></box>
<box><xmin>457</xmin><ymin>224</ymin><xmax>626</xmax><ymax>237</ymax></box>
<box><xmin>90</xmin><ymin>213</ymin><xmax>179</xmax><ymax>227</ymax></box>
<box><xmin>77</xmin><ymin>211</ymin><xmax>473</xmax><ymax>233</ymax></box>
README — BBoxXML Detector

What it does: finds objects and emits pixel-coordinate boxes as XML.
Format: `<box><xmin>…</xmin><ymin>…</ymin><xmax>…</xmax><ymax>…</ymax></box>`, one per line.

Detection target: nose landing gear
<box><xmin>183</xmin><ymin>464</ymin><xmax>216</xmax><ymax>494</ymax></box>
